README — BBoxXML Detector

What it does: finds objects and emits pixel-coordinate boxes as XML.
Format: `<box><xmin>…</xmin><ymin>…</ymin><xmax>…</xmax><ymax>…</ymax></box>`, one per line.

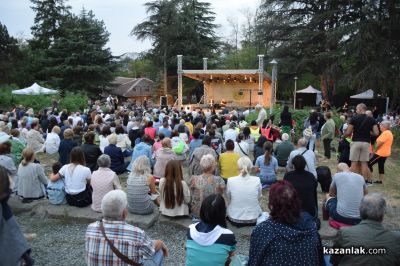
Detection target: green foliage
<box><xmin>58</xmin><ymin>91</ymin><xmax>89</xmax><ymax>112</ymax></box>
<box><xmin>0</xmin><ymin>85</ymin><xmax>88</xmax><ymax>112</ymax></box>
<box><xmin>43</xmin><ymin>9</ymin><xmax>115</xmax><ymax>94</ymax></box>
<box><xmin>0</xmin><ymin>23</ymin><xmax>22</xmax><ymax>85</ymax></box>
<box><xmin>256</xmin><ymin>0</ymin><xmax>400</xmax><ymax>107</ymax></box>
<box><xmin>246</xmin><ymin>106</ymin><xmax>342</xmax><ymax>140</ymax></box>
<box><xmin>30</xmin><ymin>0</ymin><xmax>71</xmax><ymax>50</ymax></box>
<box><xmin>132</xmin><ymin>0</ymin><xmax>220</xmax><ymax>95</ymax></box>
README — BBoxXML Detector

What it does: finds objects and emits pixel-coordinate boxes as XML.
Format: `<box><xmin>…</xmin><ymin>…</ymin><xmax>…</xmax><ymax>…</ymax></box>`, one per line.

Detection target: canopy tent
<box><xmin>349</xmin><ymin>89</ymin><xmax>389</xmax><ymax>114</ymax></box>
<box><xmin>12</xmin><ymin>83</ymin><xmax>58</xmax><ymax>95</ymax></box>
<box><xmin>350</xmin><ymin>89</ymin><xmax>374</xmax><ymax>99</ymax></box>
<box><xmin>295</xmin><ymin>85</ymin><xmax>322</xmax><ymax>108</ymax></box>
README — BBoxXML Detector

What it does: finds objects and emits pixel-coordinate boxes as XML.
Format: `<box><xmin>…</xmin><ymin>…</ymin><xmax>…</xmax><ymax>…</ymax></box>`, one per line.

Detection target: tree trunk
<box><xmin>320</xmin><ymin>74</ymin><xmax>328</xmax><ymax>100</ymax></box>
<box><xmin>163</xmin><ymin>45</ymin><xmax>168</xmax><ymax>96</ymax></box>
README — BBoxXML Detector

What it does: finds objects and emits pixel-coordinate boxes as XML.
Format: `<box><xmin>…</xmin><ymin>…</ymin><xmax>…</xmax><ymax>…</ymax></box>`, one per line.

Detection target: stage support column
<box><xmin>177</xmin><ymin>55</ymin><xmax>183</xmax><ymax>109</ymax></box>
<box><xmin>203</xmin><ymin>58</ymin><xmax>208</xmax><ymax>105</ymax></box>
<box><xmin>270</xmin><ymin>59</ymin><xmax>278</xmax><ymax>114</ymax></box>
<box><xmin>258</xmin><ymin>55</ymin><xmax>264</xmax><ymax>105</ymax></box>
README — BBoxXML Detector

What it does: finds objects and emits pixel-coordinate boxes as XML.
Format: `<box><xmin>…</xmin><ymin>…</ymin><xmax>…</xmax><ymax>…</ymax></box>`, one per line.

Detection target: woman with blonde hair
<box><xmin>227</xmin><ymin>156</ymin><xmax>262</xmax><ymax>226</ymax></box>
<box><xmin>127</xmin><ymin>156</ymin><xmax>159</xmax><ymax>215</ymax></box>
<box><xmin>45</xmin><ymin>125</ymin><xmax>61</xmax><ymax>155</ymax></box>
<box><xmin>17</xmin><ymin>148</ymin><xmax>48</xmax><ymax>203</ymax></box>
<box><xmin>159</xmin><ymin>160</ymin><xmax>191</xmax><ymax>217</ymax></box>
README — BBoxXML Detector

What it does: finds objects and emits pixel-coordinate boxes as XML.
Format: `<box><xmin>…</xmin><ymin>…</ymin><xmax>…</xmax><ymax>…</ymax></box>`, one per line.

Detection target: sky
<box><xmin>0</xmin><ymin>0</ymin><xmax>260</xmax><ymax>56</ymax></box>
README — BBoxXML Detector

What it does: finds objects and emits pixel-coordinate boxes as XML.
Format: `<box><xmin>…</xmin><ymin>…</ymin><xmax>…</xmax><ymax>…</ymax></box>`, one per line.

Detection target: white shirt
<box><xmin>286</xmin><ymin>147</ymin><xmax>317</xmax><ymax>178</ymax></box>
<box><xmin>99</xmin><ymin>135</ymin><xmax>109</xmax><ymax>153</ymax></box>
<box><xmin>234</xmin><ymin>141</ymin><xmax>250</xmax><ymax>157</ymax></box>
<box><xmin>45</xmin><ymin>132</ymin><xmax>61</xmax><ymax>154</ymax></box>
<box><xmin>223</xmin><ymin>129</ymin><xmax>238</xmax><ymax>143</ymax></box>
<box><xmin>59</xmin><ymin>164</ymin><xmax>91</xmax><ymax>195</ymax></box>
<box><xmin>72</xmin><ymin>115</ymin><xmax>83</xmax><ymax>127</ymax></box>
<box><xmin>227</xmin><ymin>174</ymin><xmax>262</xmax><ymax>221</ymax></box>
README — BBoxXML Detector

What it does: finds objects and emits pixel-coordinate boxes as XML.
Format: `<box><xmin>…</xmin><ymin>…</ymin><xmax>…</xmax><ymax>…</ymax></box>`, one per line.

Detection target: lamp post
<box><xmin>293</xmin><ymin>76</ymin><xmax>298</xmax><ymax>109</ymax></box>
<box><xmin>269</xmin><ymin>59</ymin><xmax>278</xmax><ymax>114</ymax></box>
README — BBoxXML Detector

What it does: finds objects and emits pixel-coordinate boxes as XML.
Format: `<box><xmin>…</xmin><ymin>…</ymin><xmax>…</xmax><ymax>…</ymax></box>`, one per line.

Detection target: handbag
<box><xmin>99</xmin><ymin>221</ymin><xmax>141</xmax><ymax>266</ymax></box>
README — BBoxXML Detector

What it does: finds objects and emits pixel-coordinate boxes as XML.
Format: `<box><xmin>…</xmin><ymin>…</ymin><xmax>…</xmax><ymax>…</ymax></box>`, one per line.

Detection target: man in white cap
<box><xmin>274</xmin><ymin>133</ymin><xmax>295</xmax><ymax>167</ymax></box>
<box><xmin>255</xmin><ymin>104</ymin><xmax>267</xmax><ymax>127</ymax></box>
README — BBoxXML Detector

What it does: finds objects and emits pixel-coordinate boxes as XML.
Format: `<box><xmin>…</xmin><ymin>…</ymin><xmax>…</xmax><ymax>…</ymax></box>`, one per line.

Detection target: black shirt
<box><xmin>81</xmin><ymin>143</ymin><xmax>102</xmax><ymax>172</ymax></box>
<box><xmin>284</xmin><ymin>170</ymin><xmax>318</xmax><ymax>217</ymax></box>
<box><xmin>349</xmin><ymin>114</ymin><xmax>376</xmax><ymax>142</ymax></box>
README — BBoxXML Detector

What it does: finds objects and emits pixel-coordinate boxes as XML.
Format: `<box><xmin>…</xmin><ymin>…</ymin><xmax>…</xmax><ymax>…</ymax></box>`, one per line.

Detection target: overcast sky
<box><xmin>0</xmin><ymin>0</ymin><xmax>260</xmax><ymax>56</ymax></box>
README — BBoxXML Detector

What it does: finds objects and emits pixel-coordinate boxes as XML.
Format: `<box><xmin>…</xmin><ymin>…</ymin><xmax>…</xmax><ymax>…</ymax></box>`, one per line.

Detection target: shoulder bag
<box><xmin>99</xmin><ymin>221</ymin><xmax>142</xmax><ymax>266</ymax></box>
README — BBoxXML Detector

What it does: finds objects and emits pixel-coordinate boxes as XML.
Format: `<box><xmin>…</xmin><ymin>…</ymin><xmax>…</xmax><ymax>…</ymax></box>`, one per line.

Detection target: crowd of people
<box><xmin>0</xmin><ymin>100</ymin><xmax>399</xmax><ymax>265</ymax></box>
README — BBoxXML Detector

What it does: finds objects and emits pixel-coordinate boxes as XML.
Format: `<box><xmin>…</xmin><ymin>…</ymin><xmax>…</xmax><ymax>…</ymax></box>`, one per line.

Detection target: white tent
<box><xmin>350</xmin><ymin>89</ymin><xmax>374</xmax><ymax>99</ymax></box>
<box><xmin>296</xmin><ymin>85</ymin><xmax>322</xmax><ymax>106</ymax></box>
<box><xmin>12</xmin><ymin>83</ymin><xmax>58</xmax><ymax>95</ymax></box>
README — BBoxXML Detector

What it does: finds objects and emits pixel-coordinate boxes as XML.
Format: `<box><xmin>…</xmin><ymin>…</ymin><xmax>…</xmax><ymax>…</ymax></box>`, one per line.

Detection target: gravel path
<box><xmin>15</xmin><ymin>213</ymin><xmax>250</xmax><ymax>266</ymax></box>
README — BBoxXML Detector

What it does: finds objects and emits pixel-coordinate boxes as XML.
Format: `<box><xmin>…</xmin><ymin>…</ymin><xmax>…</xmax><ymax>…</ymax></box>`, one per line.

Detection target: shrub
<box><xmin>0</xmin><ymin>85</ymin><xmax>89</xmax><ymax>113</ymax></box>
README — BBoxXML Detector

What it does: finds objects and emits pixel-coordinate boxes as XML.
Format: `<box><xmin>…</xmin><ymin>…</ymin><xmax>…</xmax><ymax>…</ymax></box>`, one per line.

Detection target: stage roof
<box><xmin>182</xmin><ymin>69</ymin><xmax>271</xmax><ymax>83</ymax></box>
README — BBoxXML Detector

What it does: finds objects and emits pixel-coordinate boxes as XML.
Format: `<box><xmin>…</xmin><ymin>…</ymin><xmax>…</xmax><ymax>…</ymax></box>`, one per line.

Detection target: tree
<box><xmin>0</xmin><ymin>23</ymin><xmax>20</xmax><ymax>85</ymax></box>
<box><xmin>30</xmin><ymin>0</ymin><xmax>71</xmax><ymax>50</ymax></box>
<box><xmin>43</xmin><ymin>9</ymin><xmax>115</xmax><ymax>94</ymax></box>
<box><xmin>132</xmin><ymin>0</ymin><xmax>219</xmax><ymax>97</ymax></box>
<box><xmin>256</xmin><ymin>0</ymin><xmax>400</xmax><ymax>106</ymax></box>
<box><xmin>132</xmin><ymin>0</ymin><xmax>179</xmax><ymax>95</ymax></box>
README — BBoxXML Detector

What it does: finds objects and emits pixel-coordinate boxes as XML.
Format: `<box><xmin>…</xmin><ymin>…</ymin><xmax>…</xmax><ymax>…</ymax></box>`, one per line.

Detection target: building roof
<box><xmin>107</xmin><ymin>77</ymin><xmax>154</xmax><ymax>98</ymax></box>
<box><xmin>182</xmin><ymin>69</ymin><xmax>271</xmax><ymax>83</ymax></box>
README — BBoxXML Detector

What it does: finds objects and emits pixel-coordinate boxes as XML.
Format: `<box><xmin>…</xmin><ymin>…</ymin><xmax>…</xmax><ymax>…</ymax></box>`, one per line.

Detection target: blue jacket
<box><xmin>104</xmin><ymin>144</ymin><xmax>125</xmax><ymax>174</ymax></box>
<box><xmin>127</xmin><ymin>142</ymin><xmax>153</xmax><ymax>171</ymax></box>
<box><xmin>248</xmin><ymin>212</ymin><xmax>322</xmax><ymax>266</ymax></box>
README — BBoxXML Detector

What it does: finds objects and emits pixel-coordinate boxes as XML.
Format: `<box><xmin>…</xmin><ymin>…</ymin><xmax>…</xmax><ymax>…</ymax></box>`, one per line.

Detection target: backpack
<box><xmin>47</xmin><ymin>179</ymin><xmax>67</xmax><ymax>205</ymax></box>
<box><xmin>173</xmin><ymin>140</ymin><xmax>186</xmax><ymax>155</ymax></box>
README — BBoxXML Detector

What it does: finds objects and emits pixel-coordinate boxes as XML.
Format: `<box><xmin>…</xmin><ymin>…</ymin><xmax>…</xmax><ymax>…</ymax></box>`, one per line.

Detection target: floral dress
<box><xmin>190</xmin><ymin>174</ymin><xmax>225</xmax><ymax>218</ymax></box>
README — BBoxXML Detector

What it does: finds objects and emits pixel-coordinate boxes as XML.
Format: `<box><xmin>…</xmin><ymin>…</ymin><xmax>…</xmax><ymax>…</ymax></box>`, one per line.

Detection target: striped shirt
<box><xmin>85</xmin><ymin>219</ymin><xmax>155</xmax><ymax>266</ymax></box>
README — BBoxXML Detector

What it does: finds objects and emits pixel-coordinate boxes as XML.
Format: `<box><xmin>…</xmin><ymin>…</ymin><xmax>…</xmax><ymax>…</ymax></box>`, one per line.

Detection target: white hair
<box><xmin>380</xmin><ymin>120</ymin><xmax>391</xmax><ymax>129</ymax></box>
<box><xmin>237</xmin><ymin>156</ymin><xmax>253</xmax><ymax>177</ymax></box>
<box><xmin>131</xmin><ymin>156</ymin><xmax>151</xmax><ymax>176</ymax></box>
<box><xmin>107</xmin><ymin>133</ymin><xmax>117</xmax><ymax>145</ymax></box>
<box><xmin>282</xmin><ymin>133</ymin><xmax>289</xmax><ymax>141</ymax></box>
<box><xmin>101</xmin><ymin>190</ymin><xmax>127</xmax><ymax>220</ymax></box>
<box><xmin>200</xmin><ymin>154</ymin><xmax>216</xmax><ymax>172</ymax></box>
<box><xmin>97</xmin><ymin>154</ymin><xmax>111</xmax><ymax>168</ymax></box>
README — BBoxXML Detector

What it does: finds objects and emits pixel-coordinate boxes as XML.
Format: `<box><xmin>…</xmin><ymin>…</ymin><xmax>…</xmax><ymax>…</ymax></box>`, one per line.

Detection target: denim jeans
<box><xmin>326</xmin><ymin>198</ymin><xmax>361</xmax><ymax>225</ymax></box>
<box><xmin>259</xmin><ymin>175</ymin><xmax>277</xmax><ymax>185</ymax></box>
<box><xmin>142</xmin><ymin>250</ymin><xmax>164</xmax><ymax>266</ymax></box>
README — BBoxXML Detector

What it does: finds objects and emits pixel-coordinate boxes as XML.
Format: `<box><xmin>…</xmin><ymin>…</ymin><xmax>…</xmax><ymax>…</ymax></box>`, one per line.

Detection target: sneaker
<box><xmin>365</xmin><ymin>180</ymin><xmax>373</xmax><ymax>186</ymax></box>
<box><xmin>373</xmin><ymin>181</ymin><xmax>383</xmax><ymax>184</ymax></box>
